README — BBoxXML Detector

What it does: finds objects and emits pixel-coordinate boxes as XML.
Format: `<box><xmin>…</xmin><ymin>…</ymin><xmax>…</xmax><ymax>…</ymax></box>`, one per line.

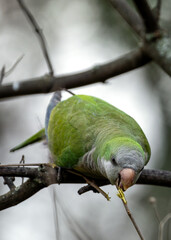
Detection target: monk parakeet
<box><xmin>11</xmin><ymin>92</ymin><xmax>151</xmax><ymax>191</ymax></box>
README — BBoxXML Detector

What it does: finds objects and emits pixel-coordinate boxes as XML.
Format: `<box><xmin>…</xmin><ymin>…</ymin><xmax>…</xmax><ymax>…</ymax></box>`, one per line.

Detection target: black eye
<box><xmin>111</xmin><ymin>157</ymin><xmax>117</xmax><ymax>165</ymax></box>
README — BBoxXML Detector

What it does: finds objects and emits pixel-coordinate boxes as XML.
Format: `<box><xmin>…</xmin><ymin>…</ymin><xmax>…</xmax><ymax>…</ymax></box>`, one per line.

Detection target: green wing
<box><xmin>10</xmin><ymin>128</ymin><xmax>45</xmax><ymax>152</ymax></box>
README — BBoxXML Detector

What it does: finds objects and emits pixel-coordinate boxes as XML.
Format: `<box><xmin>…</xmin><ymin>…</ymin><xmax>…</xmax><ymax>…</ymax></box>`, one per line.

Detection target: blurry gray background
<box><xmin>0</xmin><ymin>0</ymin><xmax>171</xmax><ymax>239</ymax></box>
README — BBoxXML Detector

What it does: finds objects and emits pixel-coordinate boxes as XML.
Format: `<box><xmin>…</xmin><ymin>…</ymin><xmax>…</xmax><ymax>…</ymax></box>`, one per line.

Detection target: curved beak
<box><xmin>117</xmin><ymin>168</ymin><xmax>135</xmax><ymax>191</ymax></box>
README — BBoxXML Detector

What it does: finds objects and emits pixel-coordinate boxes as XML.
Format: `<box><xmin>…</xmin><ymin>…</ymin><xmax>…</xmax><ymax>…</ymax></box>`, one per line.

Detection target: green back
<box><xmin>48</xmin><ymin>95</ymin><xmax>150</xmax><ymax>168</ymax></box>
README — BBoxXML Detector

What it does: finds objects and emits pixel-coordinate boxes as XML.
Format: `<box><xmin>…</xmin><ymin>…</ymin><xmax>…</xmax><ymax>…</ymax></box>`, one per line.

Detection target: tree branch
<box><xmin>153</xmin><ymin>0</ymin><xmax>162</xmax><ymax>22</ymax></box>
<box><xmin>0</xmin><ymin>165</ymin><xmax>170</xmax><ymax>211</ymax></box>
<box><xmin>133</xmin><ymin>0</ymin><xmax>159</xmax><ymax>33</ymax></box>
<box><xmin>17</xmin><ymin>0</ymin><xmax>54</xmax><ymax>75</ymax></box>
<box><xmin>3</xmin><ymin>177</ymin><xmax>16</xmax><ymax>190</ymax></box>
<box><xmin>108</xmin><ymin>0</ymin><xmax>171</xmax><ymax>77</ymax></box>
<box><xmin>0</xmin><ymin>48</ymin><xmax>150</xmax><ymax>99</ymax></box>
<box><xmin>142</xmin><ymin>35</ymin><xmax>171</xmax><ymax>76</ymax></box>
<box><xmin>108</xmin><ymin>0</ymin><xmax>145</xmax><ymax>37</ymax></box>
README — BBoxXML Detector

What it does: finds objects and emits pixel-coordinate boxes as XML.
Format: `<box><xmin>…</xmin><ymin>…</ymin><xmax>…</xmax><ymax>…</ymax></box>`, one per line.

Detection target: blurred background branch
<box><xmin>0</xmin><ymin>48</ymin><xmax>150</xmax><ymax>99</ymax></box>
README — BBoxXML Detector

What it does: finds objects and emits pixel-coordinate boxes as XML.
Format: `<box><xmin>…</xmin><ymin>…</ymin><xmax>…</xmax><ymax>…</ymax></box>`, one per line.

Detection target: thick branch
<box><xmin>137</xmin><ymin>169</ymin><xmax>171</xmax><ymax>187</ymax></box>
<box><xmin>0</xmin><ymin>166</ymin><xmax>170</xmax><ymax>211</ymax></box>
<box><xmin>0</xmin><ymin>48</ymin><xmax>150</xmax><ymax>99</ymax></box>
<box><xmin>109</xmin><ymin>0</ymin><xmax>145</xmax><ymax>37</ymax></box>
<box><xmin>133</xmin><ymin>0</ymin><xmax>159</xmax><ymax>33</ymax></box>
<box><xmin>0</xmin><ymin>179</ymin><xmax>44</xmax><ymax>211</ymax></box>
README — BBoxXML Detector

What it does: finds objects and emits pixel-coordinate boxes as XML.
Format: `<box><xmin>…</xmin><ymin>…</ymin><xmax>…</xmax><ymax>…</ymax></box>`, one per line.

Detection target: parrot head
<box><xmin>100</xmin><ymin>137</ymin><xmax>147</xmax><ymax>191</ymax></box>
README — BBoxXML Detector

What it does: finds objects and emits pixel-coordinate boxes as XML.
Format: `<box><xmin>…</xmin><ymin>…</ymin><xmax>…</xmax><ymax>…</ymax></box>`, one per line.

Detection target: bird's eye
<box><xmin>111</xmin><ymin>157</ymin><xmax>117</xmax><ymax>165</ymax></box>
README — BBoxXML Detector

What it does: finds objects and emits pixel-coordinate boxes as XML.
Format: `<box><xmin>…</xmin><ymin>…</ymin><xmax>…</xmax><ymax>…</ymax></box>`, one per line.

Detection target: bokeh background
<box><xmin>0</xmin><ymin>0</ymin><xmax>171</xmax><ymax>239</ymax></box>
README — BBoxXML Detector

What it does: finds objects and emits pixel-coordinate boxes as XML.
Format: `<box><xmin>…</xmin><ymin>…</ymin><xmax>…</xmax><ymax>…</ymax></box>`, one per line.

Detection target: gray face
<box><xmin>103</xmin><ymin>147</ymin><xmax>145</xmax><ymax>185</ymax></box>
<box><xmin>115</xmin><ymin>147</ymin><xmax>145</xmax><ymax>173</ymax></box>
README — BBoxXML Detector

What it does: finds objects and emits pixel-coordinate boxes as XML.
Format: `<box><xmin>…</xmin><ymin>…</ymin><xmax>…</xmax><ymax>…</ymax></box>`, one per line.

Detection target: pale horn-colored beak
<box><xmin>117</xmin><ymin>168</ymin><xmax>135</xmax><ymax>191</ymax></box>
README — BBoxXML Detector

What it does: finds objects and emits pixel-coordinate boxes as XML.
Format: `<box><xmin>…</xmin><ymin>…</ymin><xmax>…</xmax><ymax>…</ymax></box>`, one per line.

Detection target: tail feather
<box><xmin>10</xmin><ymin>91</ymin><xmax>61</xmax><ymax>152</ymax></box>
<box><xmin>10</xmin><ymin>128</ymin><xmax>45</xmax><ymax>152</ymax></box>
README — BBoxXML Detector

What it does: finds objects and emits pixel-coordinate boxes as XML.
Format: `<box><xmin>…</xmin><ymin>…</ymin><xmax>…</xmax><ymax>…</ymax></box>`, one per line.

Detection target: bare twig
<box><xmin>133</xmin><ymin>0</ymin><xmax>159</xmax><ymax>33</ymax></box>
<box><xmin>17</xmin><ymin>0</ymin><xmax>54</xmax><ymax>75</ymax></box>
<box><xmin>78</xmin><ymin>184</ymin><xmax>99</xmax><ymax>195</ymax></box>
<box><xmin>5</xmin><ymin>55</ymin><xmax>24</xmax><ymax>78</ymax></box>
<box><xmin>0</xmin><ymin>48</ymin><xmax>150</xmax><ymax>99</ymax></box>
<box><xmin>108</xmin><ymin>0</ymin><xmax>145</xmax><ymax>37</ymax></box>
<box><xmin>0</xmin><ymin>55</ymin><xmax>24</xmax><ymax>84</ymax></box>
<box><xmin>53</xmin><ymin>189</ymin><xmax>93</xmax><ymax>240</ymax></box>
<box><xmin>51</xmin><ymin>187</ymin><xmax>60</xmax><ymax>240</ymax></box>
<box><xmin>158</xmin><ymin>213</ymin><xmax>171</xmax><ymax>240</ymax></box>
<box><xmin>19</xmin><ymin>155</ymin><xmax>25</xmax><ymax>184</ymax></box>
<box><xmin>0</xmin><ymin>66</ymin><xmax>5</xmax><ymax>83</ymax></box>
<box><xmin>149</xmin><ymin>196</ymin><xmax>160</xmax><ymax>223</ymax></box>
<box><xmin>117</xmin><ymin>188</ymin><xmax>144</xmax><ymax>240</ymax></box>
<box><xmin>67</xmin><ymin>169</ymin><xmax>111</xmax><ymax>201</ymax></box>
<box><xmin>3</xmin><ymin>176</ymin><xmax>16</xmax><ymax>191</ymax></box>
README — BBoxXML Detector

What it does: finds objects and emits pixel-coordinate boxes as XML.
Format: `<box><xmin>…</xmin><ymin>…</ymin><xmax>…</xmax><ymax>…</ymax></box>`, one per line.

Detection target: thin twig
<box><xmin>78</xmin><ymin>184</ymin><xmax>99</xmax><ymax>195</ymax></box>
<box><xmin>3</xmin><ymin>176</ymin><xmax>16</xmax><ymax>190</ymax></box>
<box><xmin>53</xmin><ymin>189</ymin><xmax>93</xmax><ymax>240</ymax></box>
<box><xmin>117</xmin><ymin>187</ymin><xmax>144</xmax><ymax>240</ymax></box>
<box><xmin>19</xmin><ymin>155</ymin><xmax>25</xmax><ymax>184</ymax></box>
<box><xmin>0</xmin><ymin>66</ymin><xmax>5</xmax><ymax>83</ymax></box>
<box><xmin>0</xmin><ymin>55</ymin><xmax>24</xmax><ymax>84</ymax></box>
<box><xmin>51</xmin><ymin>187</ymin><xmax>60</xmax><ymax>240</ymax></box>
<box><xmin>158</xmin><ymin>213</ymin><xmax>171</xmax><ymax>240</ymax></box>
<box><xmin>17</xmin><ymin>0</ymin><xmax>54</xmax><ymax>75</ymax></box>
<box><xmin>5</xmin><ymin>55</ymin><xmax>24</xmax><ymax>77</ymax></box>
<box><xmin>67</xmin><ymin>170</ymin><xmax>111</xmax><ymax>201</ymax></box>
<box><xmin>149</xmin><ymin>196</ymin><xmax>160</xmax><ymax>223</ymax></box>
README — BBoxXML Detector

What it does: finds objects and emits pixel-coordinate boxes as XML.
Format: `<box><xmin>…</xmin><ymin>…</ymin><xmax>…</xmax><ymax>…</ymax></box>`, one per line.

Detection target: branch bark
<box><xmin>142</xmin><ymin>35</ymin><xmax>171</xmax><ymax>76</ymax></box>
<box><xmin>133</xmin><ymin>0</ymin><xmax>159</xmax><ymax>33</ymax></box>
<box><xmin>0</xmin><ymin>165</ymin><xmax>170</xmax><ymax>211</ymax></box>
<box><xmin>0</xmin><ymin>48</ymin><xmax>150</xmax><ymax>99</ymax></box>
<box><xmin>108</xmin><ymin>0</ymin><xmax>171</xmax><ymax>77</ymax></box>
<box><xmin>108</xmin><ymin>0</ymin><xmax>145</xmax><ymax>37</ymax></box>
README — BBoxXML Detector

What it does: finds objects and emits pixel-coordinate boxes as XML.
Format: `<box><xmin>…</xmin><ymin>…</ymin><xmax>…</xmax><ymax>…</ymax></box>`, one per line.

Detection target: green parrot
<box><xmin>11</xmin><ymin>92</ymin><xmax>151</xmax><ymax>191</ymax></box>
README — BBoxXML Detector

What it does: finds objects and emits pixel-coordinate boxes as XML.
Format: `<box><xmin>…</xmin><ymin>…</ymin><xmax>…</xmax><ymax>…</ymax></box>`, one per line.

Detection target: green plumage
<box><xmin>10</xmin><ymin>94</ymin><xmax>151</xmax><ymax>188</ymax></box>
<box><xmin>48</xmin><ymin>95</ymin><xmax>150</xmax><ymax>170</ymax></box>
